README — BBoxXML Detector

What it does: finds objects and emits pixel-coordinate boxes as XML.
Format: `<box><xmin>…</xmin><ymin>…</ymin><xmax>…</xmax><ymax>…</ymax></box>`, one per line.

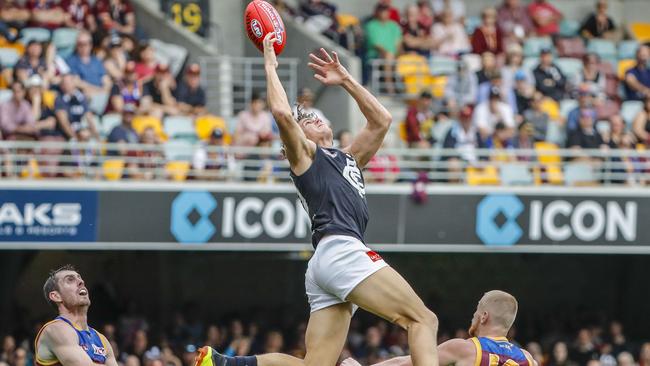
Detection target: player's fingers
<box><xmin>332</xmin><ymin>51</ymin><xmax>340</xmax><ymax>64</ymax></box>
<box><xmin>320</xmin><ymin>48</ymin><xmax>334</xmax><ymax>63</ymax></box>
<box><xmin>309</xmin><ymin>53</ymin><xmax>327</xmax><ymax>66</ymax></box>
<box><xmin>314</xmin><ymin>74</ymin><xmax>326</xmax><ymax>83</ymax></box>
<box><xmin>307</xmin><ymin>62</ymin><xmax>325</xmax><ymax>74</ymax></box>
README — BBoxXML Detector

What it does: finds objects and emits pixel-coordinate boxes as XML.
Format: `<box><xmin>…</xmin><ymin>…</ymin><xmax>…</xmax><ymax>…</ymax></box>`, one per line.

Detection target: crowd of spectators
<box><xmin>1</xmin><ymin>315</ymin><xmax>649</xmax><ymax>366</ymax></box>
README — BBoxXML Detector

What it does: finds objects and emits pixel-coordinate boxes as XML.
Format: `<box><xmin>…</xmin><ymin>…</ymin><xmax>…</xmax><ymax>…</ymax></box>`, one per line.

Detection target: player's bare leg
<box><xmin>347</xmin><ymin>267</ymin><xmax>439</xmax><ymax>366</ymax></box>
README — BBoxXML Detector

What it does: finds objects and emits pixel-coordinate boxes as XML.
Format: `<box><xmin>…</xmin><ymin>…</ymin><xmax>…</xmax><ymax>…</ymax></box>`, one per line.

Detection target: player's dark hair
<box><xmin>43</xmin><ymin>264</ymin><xmax>77</xmax><ymax>309</ymax></box>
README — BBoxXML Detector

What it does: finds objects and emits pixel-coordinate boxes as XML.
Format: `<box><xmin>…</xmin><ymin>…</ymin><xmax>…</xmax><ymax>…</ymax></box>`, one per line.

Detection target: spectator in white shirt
<box><xmin>473</xmin><ymin>87</ymin><xmax>516</xmax><ymax>138</ymax></box>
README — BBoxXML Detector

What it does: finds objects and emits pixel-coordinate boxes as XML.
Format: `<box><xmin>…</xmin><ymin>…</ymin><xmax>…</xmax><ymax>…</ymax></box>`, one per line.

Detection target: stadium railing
<box><xmin>1</xmin><ymin>140</ymin><xmax>649</xmax><ymax>185</ymax></box>
<box><xmin>199</xmin><ymin>56</ymin><xmax>300</xmax><ymax>120</ymax></box>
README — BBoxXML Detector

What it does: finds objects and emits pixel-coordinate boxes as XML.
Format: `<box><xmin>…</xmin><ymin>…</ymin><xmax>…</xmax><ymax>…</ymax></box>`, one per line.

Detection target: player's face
<box><xmin>298</xmin><ymin>116</ymin><xmax>333</xmax><ymax>145</ymax></box>
<box><xmin>54</xmin><ymin>270</ymin><xmax>90</xmax><ymax>308</ymax></box>
<box><xmin>468</xmin><ymin>301</ymin><xmax>485</xmax><ymax>337</ymax></box>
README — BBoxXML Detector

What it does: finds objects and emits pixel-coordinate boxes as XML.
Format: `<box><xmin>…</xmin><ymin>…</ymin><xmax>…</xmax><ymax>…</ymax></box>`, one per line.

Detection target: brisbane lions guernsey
<box><xmin>35</xmin><ymin>316</ymin><xmax>108</xmax><ymax>366</ymax></box>
<box><xmin>290</xmin><ymin>146</ymin><xmax>369</xmax><ymax>248</ymax></box>
<box><xmin>471</xmin><ymin>337</ymin><xmax>533</xmax><ymax>366</ymax></box>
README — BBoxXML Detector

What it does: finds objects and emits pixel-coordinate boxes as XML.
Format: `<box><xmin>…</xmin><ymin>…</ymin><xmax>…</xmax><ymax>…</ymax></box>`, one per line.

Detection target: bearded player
<box><xmin>341</xmin><ymin>290</ymin><xmax>537</xmax><ymax>366</ymax></box>
<box><xmin>34</xmin><ymin>265</ymin><xmax>118</xmax><ymax>366</ymax></box>
<box><xmin>195</xmin><ymin>33</ymin><xmax>439</xmax><ymax>366</ymax></box>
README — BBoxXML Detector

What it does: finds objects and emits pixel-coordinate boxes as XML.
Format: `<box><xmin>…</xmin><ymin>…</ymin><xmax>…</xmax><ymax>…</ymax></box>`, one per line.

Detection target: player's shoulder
<box><xmin>521</xmin><ymin>349</ymin><xmax>538</xmax><ymax>366</ymax></box>
<box><xmin>39</xmin><ymin>319</ymin><xmax>77</xmax><ymax>344</ymax></box>
<box><xmin>441</xmin><ymin>338</ymin><xmax>477</xmax><ymax>354</ymax></box>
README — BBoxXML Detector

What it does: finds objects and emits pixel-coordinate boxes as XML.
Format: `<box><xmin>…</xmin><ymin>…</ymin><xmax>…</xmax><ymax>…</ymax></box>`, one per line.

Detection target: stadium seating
<box><xmin>540</xmin><ymin>98</ymin><xmax>560</xmax><ymax>122</ymax></box>
<box><xmin>523</xmin><ymin>37</ymin><xmax>553</xmax><ymax>57</ymax></box>
<box><xmin>195</xmin><ymin>115</ymin><xmax>228</xmax><ymax>141</ymax></box>
<box><xmin>336</xmin><ymin>13</ymin><xmax>360</xmax><ymax>28</ymax></box>
<box><xmin>165</xmin><ymin>161</ymin><xmax>191</xmax><ymax>181</ymax></box>
<box><xmin>629</xmin><ymin>22</ymin><xmax>650</xmax><ymax>43</ymax></box>
<box><xmin>102</xmin><ymin>159</ymin><xmax>125</xmax><ymax>181</ymax></box>
<box><xmin>0</xmin><ymin>89</ymin><xmax>12</xmax><ymax>103</ymax></box>
<box><xmin>534</xmin><ymin>142</ymin><xmax>564</xmax><ymax>184</ymax></box>
<box><xmin>52</xmin><ymin>28</ymin><xmax>80</xmax><ymax>58</ymax></box>
<box><xmin>466</xmin><ymin>165</ymin><xmax>500</xmax><ymax>185</ymax></box>
<box><xmin>133</xmin><ymin>115</ymin><xmax>167</xmax><ymax>141</ymax></box>
<box><xmin>621</xmin><ymin>100</ymin><xmax>644</xmax><ymax>127</ymax></box>
<box><xmin>587</xmin><ymin>39</ymin><xmax>617</xmax><ymax>66</ymax></box>
<box><xmin>617</xmin><ymin>59</ymin><xmax>636</xmax><ymax>80</ymax></box>
<box><xmin>618</xmin><ymin>40</ymin><xmax>639</xmax><ymax>60</ymax></box>
<box><xmin>500</xmin><ymin>163</ymin><xmax>534</xmax><ymax>186</ymax></box>
<box><xmin>559</xmin><ymin>19</ymin><xmax>581</xmax><ymax>37</ymax></box>
<box><xmin>465</xmin><ymin>16</ymin><xmax>481</xmax><ymax>35</ymax></box>
<box><xmin>560</xmin><ymin>99</ymin><xmax>579</xmax><ymax>119</ymax></box>
<box><xmin>429</xmin><ymin>56</ymin><xmax>457</xmax><ymax>76</ymax></box>
<box><xmin>164</xmin><ymin>116</ymin><xmax>196</xmax><ymax>141</ymax></box>
<box><xmin>555</xmin><ymin>37</ymin><xmax>586</xmax><ymax>59</ymax></box>
<box><xmin>0</xmin><ymin>48</ymin><xmax>20</xmax><ymax>68</ymax></box>
<box><xmin>101</xmin><ymin>114</ymin><xmax>122</xmax><ymax>138</ymax></box>
<box><xmin>555</xmin><ymin>58</ymin><xmax>583</xmax><ymax>81</ymax></box>
<box><xmin>596</xmin><ymin>100</ymin><xmax>619</xmax><ymax>120</ymax></box>
<box><xmin>164</xmin><ymin>139</ymin><xmax>194</xmax><ymax>161</ymax></box>
<box><xmin>396</xmin><ymin>54</ymin><xmax>429</xmax><ymax>77</ymax></box>
<box><xmin>19</xmin><ymin>27</ymin><xmax>51</xmax><ymax>44</ymax></box>
<box><xmin>89</xmin><ymin>93</ymin><xmax>110</xmax><ymax>115</ymax></box>
<box><xmin>564</xmin><ymin>162</ymin><xmax>596</xmax><ymax>186</ymax></box>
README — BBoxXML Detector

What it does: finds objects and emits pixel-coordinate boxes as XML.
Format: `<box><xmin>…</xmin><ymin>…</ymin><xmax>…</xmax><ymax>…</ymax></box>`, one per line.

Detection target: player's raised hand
<box><xmin>308</xmin><ymin>48</ymin><xmax>350</xmax><ymax>86</ymax></box>
<box><xmin>263</xmin><ymin>33</ymin><xmax>278</xmax><ymax>69</ymax></box>
<box><xmin>340</xmin><ymin>358</ymin><xmax>363</xmax><ymax>366</ymax></box>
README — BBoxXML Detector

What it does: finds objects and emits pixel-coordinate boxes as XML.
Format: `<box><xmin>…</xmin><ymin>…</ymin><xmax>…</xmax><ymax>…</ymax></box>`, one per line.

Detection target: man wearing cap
<box><xmin>174</xmin><ymin>63</ymin><xmax>207</xmax><ymax>116</ymax></box>
<box><xmin>142</xmin><ymin>63</ymin><xmax>178</xmax><ymax>118</ymax></box>
<box><xmin>567</xmin><ymin>88</ymin><xmax>597</xmax><ymax>132</ymax></box>
<box><xmin>66</xmin><ymin>30</ymin><xmax>111</xmax><ymax>95</ymax></box>
<box><xmin>567</xmin><ymin>108</ymin><xmax>607</xmax><ymax>152</ymax></box>
<box><xmin>533</xmin><ymin>48</ymin><xmax>567</xmax><ymax>101</ymax></box>
<box><xmin>473</xmin><ymin>86</ymin><xmax>516</xmax><ymax>138</ymax></box>
<box><xmin>107</xmin><ymin>103</ymin><xmax>139</xmax><ymax>155</ymax></box>
<box><xmin>14</xmin><ymin>40</ymin><xmax>48</xmax><ymax>86</ymax></box>
<box><xmin>192</xmin><ymin>127</ymin><xmax>232</xmax><ymax>181</ymax></box>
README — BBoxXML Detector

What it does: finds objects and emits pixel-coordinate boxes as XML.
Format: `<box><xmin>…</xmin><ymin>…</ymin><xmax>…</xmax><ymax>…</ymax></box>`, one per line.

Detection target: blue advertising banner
<box><xmin>0</xmin><ymin>190</ymin><xmax>98</xmax><ymax>242</ymax></box>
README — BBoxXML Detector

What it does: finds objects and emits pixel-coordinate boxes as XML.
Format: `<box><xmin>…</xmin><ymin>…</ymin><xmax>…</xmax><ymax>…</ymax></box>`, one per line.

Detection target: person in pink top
<box><xmin>234</xmin><ymin>93</ymin><xmax>276</xmax><ymax>147</ymax></box>
<box><xmin>528</xmin><ymin>0</ymin><xmax>563</xmax><ymax>36</ymax></box>
<box><xmin>0</xmin><ymin>82</ymin><xmax>37</xmax><ymax>141</ymax></box>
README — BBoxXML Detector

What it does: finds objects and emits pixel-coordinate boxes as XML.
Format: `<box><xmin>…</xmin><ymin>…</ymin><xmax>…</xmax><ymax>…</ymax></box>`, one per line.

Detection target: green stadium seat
<box><xmin>618</xmin><ymin>40</ymin><xmax>639</xmax><ymax>60</ymax></box>
<box><xmin>101</xmin><ymin>113</ymin><xmax>122</xmax><ymax>138</ymax></box>
<box><xmin>587</xmin><ymin>39</ymin><xmax>617</xmax><ymax>60</ymax></box>
<box><xmin>621</xmin><ymin>100</ymin><xmax>644</xmax><ymax>128</ymax></box>
<box><xmin>164</xmin><ymin>139</ymin><xmax>194</xmax><ymax>161</ymax></box>
<box><xmin>465</xmin><ymin>16</ymin><xmax>481</xmax><ymax>35</ymax></box>
<box><xmin>52</xmin><ymin>28</ymin><xmax>79</xmax><ymax>58</ymax></box>
<box><xmin>522</xmin><ymin>57</ymin><xmax>539</xmax><ymax>73</ymax></box>
<box><xmin>564</xmin><ymin>162</ymin><xmax>596</xmax><ymax>186</ymax></box>
<box><xmin>559</xmin><ymin>19</ymin><xmax>581</xmax><ymax>37</ymax></box>
<box><xmin>500</xmin><ymin>163</ymin><xmax>534</xmax><ymax>186</ymax></box>
<box><xmin>88</xmin><ymin>93</ymin><xmax>109</xmax><ymax>115</ymax></box>
<box><xmin>545</xmin><ymin>121</ymin><xmax>566</xmax><ymax>146</ymax></box>
<box><xmin>164</xmin><ymin>115</ymin><xmax>196</xmax><ymax>139</ymax></box>
<box><xmin>555</xmin><ymin>58</ymin><xmax>583</xmax><ymax>81</ymax></box>
<box><xmin>0</xmin><ymin>47</ymin><xmax>20</xmax><ymax>68</ymax></box>
<box><xmin>0</xmin><ymin>89</ymin><xmax>12</xmax><ymax>103</ymax></box>
<box><xmin>523</xmin><ymin>37</ymin><xmax>553</xmax><ymax>57</ymax></box>
<box><xmin>429</xmin><ymin>56</ymin><xmax>457</xmax><ymax>76</ymax></box>
<box><xmin>19</xmin><ymin>27</ymin><xmax>51</xmax><ymax>44</ymax></box>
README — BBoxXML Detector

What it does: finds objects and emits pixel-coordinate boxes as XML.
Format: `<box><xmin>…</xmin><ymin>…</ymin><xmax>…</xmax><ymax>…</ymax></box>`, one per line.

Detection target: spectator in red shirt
<box><xmin>366</xmin><ymin>148</ymin><xmax>400</xmax><ymax>183</ymax></box>
<box><xmin>528</xmin><ymin>0</ymin><xmax>562</xmax><ymax>36</ymax></box>
<box><xmin>61</xmin><ymin>0</ymin><xmax>97</xmax><ymax>32</ymax></box>
<box><xmin>471</xmin><ymin>7</ymin><xmax>504</xmax><ymax>56</ymax></box>
<box><xmin>133</xmin><ymin>41</ymin><xmax>157</xmax><ymax>82</ymax></box>
<box><xmin>95</xmin><ymin>0</ymin><xmax>136</xmax><ymax>36</ymax></box>
<box><xmin>27</xmin><ymin>0</ymin><xmax>67</xmax><ymax>29</ymax></box>
<box><xmin>405</xmin><ymin>91</ymin><xmax>434</xmax><ymax>148</ymax></box>
<box><xmin>497</xmin><ymin>0</ymin><xmax>534</xmax><ymax>46</ymax></box>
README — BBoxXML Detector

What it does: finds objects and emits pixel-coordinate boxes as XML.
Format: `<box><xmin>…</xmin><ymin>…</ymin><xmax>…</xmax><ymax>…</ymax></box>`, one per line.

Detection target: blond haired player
<box><xmin>342</xmin><ymin>291</ymin><xmax>538</xmax><ymax>366</ymax></box>
<box><xmin>194</xmin><ymin>32</ymin><xmax>439</xmax><ymax>366</ymax></box>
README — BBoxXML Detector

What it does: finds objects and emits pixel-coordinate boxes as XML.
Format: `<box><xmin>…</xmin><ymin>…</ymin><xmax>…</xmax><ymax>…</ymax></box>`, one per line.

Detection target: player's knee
<box><xmin>416</xmin><ymin>308</ymin><xmax>439</xmax><ymax>330</ymax></box>
<box><xmin>395</xmin><ymin>306</ymin><xmax>438</xmax><ymax>331</ymax></box>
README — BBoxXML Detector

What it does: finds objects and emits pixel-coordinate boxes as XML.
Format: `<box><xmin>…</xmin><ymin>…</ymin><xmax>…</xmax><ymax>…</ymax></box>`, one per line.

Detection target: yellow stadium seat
<box><xmin>132</xmin><ymin>115</ymin><xmax>167</xmax><ymax>141</ymax></box>
<box><xmin>636</xmin><ymin>143</ymin><xmax>646</xmax><ymax>151</ymax></box>
<box><xmin>629</xmin><ymin>22</ymin><xmax>650</xmax><ymax>43</ymax></box>
<box><xmin>20</xmin><ymin>158</ymin><xmax>41</xmax><ymax>179</ymax></box>
<box><xmin>102</xmin><ymin>159</ymin><xmax>125</xmax><ymax>181</ymax></box>
<box><xmin>42</xmin><ymin>90</ymin><xmax>56</xmax><ymax>109</ymax></box>
<box><xmin>398</xmin><ymin>121</ymin><xmax>408</xmax><ymax>142</ymax></box>
<box><xmin>539</xmin><ymin>98</ymin><xmax>560</xmax><ymax>122</ymax></box>
<box><xmin>165</xmin><ymin>161</ymin><xmax>190</xmax><ymax>181</ymax></box>
<box><xmin>336</xmin><ymin>13</ymin><xmax>360</xmax><ymax>28</ymax></box>
<box><xmin>0</xmin><ymin>39</ymin><xmax>24</xmax><ymax>55</ymax></box>
<box><xmin>618</xmin><ymin>59</ymin><xmax>636</xmax><ymax>80</ymax></box>
<box><xmin>403</xmin><ymin>75</ymin><xmax>431</xmax><ymax>95</ymax></box>
<box><xmin>195</xmin><ymin>114</ymin><xmax>230</xmax><ymax>143</ymax></box>
<box><xmin>396</xmin><ymin>54</ymin><xmax>430</xmax><ymax>77</ymax></box>
<box><xmin>429</xmin><ymin>75</ymin><xmax>447</xmax><ymax>98</ymax></box>
<box><xmin>534</xmin><ymin>142</ymin><xmax>563</xmax><ymax>184</ymax></box>
<box><xmin>466</xmin><ymin>166</ymin><xmax>500</xmax><ymax>185</ymax></box>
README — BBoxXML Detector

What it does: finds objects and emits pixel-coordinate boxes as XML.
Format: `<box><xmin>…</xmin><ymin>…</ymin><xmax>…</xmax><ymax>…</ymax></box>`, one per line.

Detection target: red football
<box><xmin>245</xmin><ymin>0</ymin><xmax>287</xmax><ymax>55</ymax></box>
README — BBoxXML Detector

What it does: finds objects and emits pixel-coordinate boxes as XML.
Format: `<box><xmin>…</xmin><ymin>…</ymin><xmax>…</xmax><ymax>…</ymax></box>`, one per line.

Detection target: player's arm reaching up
<box><xmin>341</xmin><ymin>338</ymin><xmax>475</xmax><ymax>366</ymax></box>
<box><xmin>37</xmin><ymin>321</ymin><xmax>118</xmax><ymax>366</ymax></box>
<box><xmin>263</xmin><ymin>33</ymin><xmax>316</xmax><ymax>176</ymax></box>
<box><xmin>308</xmin><ymin>49</ymin><xmax>392</xmax><ymax>168</ymax></box>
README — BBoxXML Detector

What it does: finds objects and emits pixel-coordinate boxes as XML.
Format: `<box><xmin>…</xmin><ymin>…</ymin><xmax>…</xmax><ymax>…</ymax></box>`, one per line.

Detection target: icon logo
<box><xmin>171</xmin><ymin>191</ymin><xmax>217</xmax><ymax>243</ymax></box>
<box><xmin>476</xmin><ymin>194</ymin><xmax>524</xmax><ymax>246</ymax></box>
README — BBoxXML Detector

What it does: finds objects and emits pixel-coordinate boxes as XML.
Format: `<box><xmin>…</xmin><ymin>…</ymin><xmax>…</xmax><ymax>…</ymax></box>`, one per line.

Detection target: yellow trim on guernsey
<box><xmin>471</xmin><ymin>337</ymin><xmax>483</xmax><ymax>366</ymax></box>
<box><xmin>34</xmin><ymin>319</ymin><xmax>63</xmax><ymax>366</ymax></box>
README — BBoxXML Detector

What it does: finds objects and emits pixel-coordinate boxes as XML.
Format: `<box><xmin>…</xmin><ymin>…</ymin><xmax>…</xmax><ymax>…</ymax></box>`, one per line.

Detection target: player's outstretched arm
<box><xmin>308</xmin><ymin>49</ymin><xmax>392</xmax><ymax>168</ymax></box>
<box><xmin>263</xmin><ymin>33</ymin><xmax>315</xmax><ymax>175</ymax></box>
<box><xmin>340</xmin><ymin>338</ymin><xmax>474</xmax><ymax>366</ymax></box>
